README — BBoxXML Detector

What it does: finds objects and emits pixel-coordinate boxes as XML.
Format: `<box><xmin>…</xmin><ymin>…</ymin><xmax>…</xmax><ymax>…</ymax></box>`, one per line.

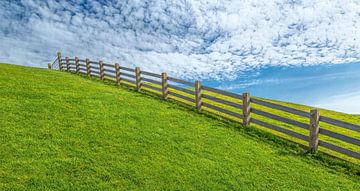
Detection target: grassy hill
<box><xmin>0</xmin><ymin>63</ymin><xmax>359</xmax><ymax>190</ymax></box>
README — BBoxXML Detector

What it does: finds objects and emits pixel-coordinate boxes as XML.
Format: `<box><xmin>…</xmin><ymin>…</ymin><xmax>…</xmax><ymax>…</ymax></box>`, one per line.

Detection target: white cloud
<box><xmin>315</xmin><ymin>91</ymin><xmax>360</xmax><ymax>114</ymax></box>
<box><xmin>1</xmin><ymin>0</ymin><xmax>360</xmax><ymax>79</ymax></box>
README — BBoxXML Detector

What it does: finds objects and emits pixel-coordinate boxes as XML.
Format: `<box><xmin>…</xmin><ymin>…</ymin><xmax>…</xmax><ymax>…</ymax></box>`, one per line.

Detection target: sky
<box><xmin>0</xmin><ymin>0</ymin><xmax>360</xmax><ymax>113</ymax></box>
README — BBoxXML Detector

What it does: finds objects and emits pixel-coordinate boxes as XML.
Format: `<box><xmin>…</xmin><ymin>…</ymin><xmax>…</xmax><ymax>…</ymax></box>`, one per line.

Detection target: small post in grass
<box><xmin>161</xmin><ymin>72</ymin><xmax>169</xmax><ymax>99</ymax></box>
<box><xmin>65</xmin><ymin>57</ymin><xmax>70</xmax><ymax>72</ymax></box>
<box><xmin>48</xmin><ymin>63</ymin><xmax>51</xmax><ymax>69</ymax></box>
<box><xmin>135</xmin><ymin>67</ymin><xmax>141</xmax><ymax>91</ymax></box>
<box><xmin>309</xmin><ymin>108</ymin><xmax>320</xmax><ymax>152</ymax></box>
<box><xmin>57</xmin><ymin>52</ymin><xmax>61</xmax><ymax>70</ymax></box>
<box><xmin>99</xmin><ymin>60</ymin><xmax>104</xmax><ymax>80</ymax></box>
<box><xmin>75</xmin><ymin>57</ymin><xmax>80</xmax><ymax>73</ymax></box>
<box><xmin>195</xmin><ymin>80</ymin><xmax>202</xmax><ymax>111</ymax></box>
<box><xmin>242</xmin><ymin>92</ymin><xmax>251</xmax><ymax>126</ymax></box>
<box><xmin>86</xmin><ymin>58</ymin><xmax>90</xmax><ymax>77</ymax></box>
<box><xmin>115</xmin><ymin>63</ymin><xmax>121</xmax><ymax>85</ymax></box>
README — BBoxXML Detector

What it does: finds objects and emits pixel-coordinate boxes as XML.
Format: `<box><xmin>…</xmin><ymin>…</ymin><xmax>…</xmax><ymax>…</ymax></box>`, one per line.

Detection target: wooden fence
<box><xmin>49</xmin><ymin>52</ymin><xmax>360</xmax><ymax>162</ymax></box>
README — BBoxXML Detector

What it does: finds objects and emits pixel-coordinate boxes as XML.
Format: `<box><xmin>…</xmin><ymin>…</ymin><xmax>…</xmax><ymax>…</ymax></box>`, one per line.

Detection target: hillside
<box><xmin>0</xmin><ymin>63</ymin><xmax>359</xmax><ymax>190</ymax></box>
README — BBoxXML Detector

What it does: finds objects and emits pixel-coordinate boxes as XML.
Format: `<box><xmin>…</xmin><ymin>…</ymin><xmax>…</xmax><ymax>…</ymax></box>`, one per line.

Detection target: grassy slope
<box><xmin>0</xmin><ymin>63</ymin><xmax>359</xmax><ymax>190</ymax></box>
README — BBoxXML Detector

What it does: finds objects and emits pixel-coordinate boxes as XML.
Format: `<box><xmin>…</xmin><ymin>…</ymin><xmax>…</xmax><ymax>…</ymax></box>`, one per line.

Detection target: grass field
<box><xmin>0</xmin><ymin>63</ymin><xmax>359</xmax><ymax>190</ymax></box>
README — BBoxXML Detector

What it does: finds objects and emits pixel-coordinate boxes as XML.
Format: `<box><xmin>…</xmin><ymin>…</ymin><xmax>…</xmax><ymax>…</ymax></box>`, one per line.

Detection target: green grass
<box><xmin>0</xmin><ymin>63</ymin><xmax>359</xmax><ymax>190</ymax></box>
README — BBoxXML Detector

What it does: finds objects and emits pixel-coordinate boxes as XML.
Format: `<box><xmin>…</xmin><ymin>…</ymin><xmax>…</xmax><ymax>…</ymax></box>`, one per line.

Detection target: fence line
<box><xmin>49</xmin><ymin>52</ymin><xmax>360</xmax><ymax>162</ymax></box>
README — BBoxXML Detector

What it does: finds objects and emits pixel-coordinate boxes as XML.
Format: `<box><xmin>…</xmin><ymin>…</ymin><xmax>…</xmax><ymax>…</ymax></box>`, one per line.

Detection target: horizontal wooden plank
<box><xmin>142</xmin><ymin>83</ymin><xmax>162</xmax><ymax>92</ymax></box>
<box><xmin>250</xmin><ymin>98</ymin><xmax>309</xmax><ymax>118</ymax></box>
<box><xmin>141</xmin><ymin>71</ymin><xmax>161</xmax><ymax>78</ymax></box>
<box><xmin>120</xmin><ymin>72</ymin><xmax>135</xmax><ymax>79</ymax></box>
<box><xmin>141</xmin><ymin>77</ymin><xmax>162</xmax><ymax>85</ymax></box>
<box><xmin>105</xmin><ymin>72</ymin><xmax>116</xmax><ymax>78</ymax></box>
<box><xmin>78</xmin><ymin>63</ymin><xmax>86</xmax><ymax>67</ymax></box>
<box><xmin>90</xmin><ymin>69</ymin><xmax>99</xmax><ymax>74</ymax></box>
<box><xmin>168</xmin><ymin>84</ymin><xmax>194</xmax><ymax>95</ymax></box>
<box><xmin>319</xmin><ymin>140</ymin><xmax>360</xmax><ymax>159</ymax></box>
<box><xmin>120</xmin><ymin>66</ymin><xmax>135</xmax><ymax>72</ymax></box>
<box><xmin>104</xmin><ymin>68</ymin><xmax>115</xmax><ymax>73</ymax></box>
<box><xmin>251</xmin><ymin>118</ymin><xmax>309</xmax><ymax>141</ymax></box>
<box><xmin>78</xmin><ymin>59</ymin><xmax>86</xmax><ymax>63</ymax></box>
<box><xmin>68</xmin><ymin>58</ymin><xmax>75</xmax><ymax>61</ymax></box>
<box><xmin>121</xmin><ymin>77</ymin><xmax>135</xmax><ymax>84</ymax></box>
<box><xmin>319</xmin><ymin>116</ymin><xmax>360</xmax><ymax>133</ymax></box>
<box><xmin>202</xmin><ymin>94</ymin><xmax>242</xmax><ymax>109</ymax></box>
<box><xmin>202</xmin><ymin>85</ymin><xmax>243</xmax><ymax>99</ymax></box>
<box><xmin>251</xmin><ymin>108</ymin><xmax>309</xmax><ymax>130</ymax></box>
<box><xmin>89</xmin><ymin>61</ymin><xmax>99</xmax><ymax>64</ymax></box>
<box><xmin>202</xmin><ymin>102</ymin><xmax>243</xmax><ymax>119</ymax></box>
<box><xmin>79</xmin><ymin>69</ymin><xmax>87</xmax><ymax>74</ymax></box>
<box><xmin>167</xmin><ymin>77</ymin><xmax>194</xmax><ymax>87</ymax></box>
<box><xmin>103</xmin><ymin>63</ymin><xmax>114</xmax><ymax>67</ymax></box>
<box><xmin>319</xmin><ymin>128</ymin><xmax>360</xmax><ymax>146</ymax></box>
<box><xmin>169</xmin><ymin>91</ymin><xmax>195</xmax><ymax>103</ymax></box>
<box><xmin>91</xmin><ymin>66</ymin><xmax>100</xmax><ymax>70</ymax></box>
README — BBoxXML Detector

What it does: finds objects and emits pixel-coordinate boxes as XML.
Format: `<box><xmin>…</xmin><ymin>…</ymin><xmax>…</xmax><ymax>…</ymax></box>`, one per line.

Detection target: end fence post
<box><xmin>75</xmin><ymin>57</ymin><xmax>79</xmax><ymax>73</ymax></box>
<box><xmin>195</xmin><ymin>80</ymin><xmax>202</xmax><ymax>111</ymax></box>
<box><xmin>86</xmin><ymin>58</ymin><xmax>90</xmax><ymax>77</ymax></box>
<box><xmin>135</xmin><ymin>67</ymin><xmax>141</xmax><ymax>91</ymax></box>
<box><xmin>57</xmin><ymin>52</ymin><xmax>61</xmax><ymax>70</ymax></box>
<box><xmin>65</xmin><ymin>57</ymin><xmax>70</xmax><ymax>72</ymax></box>
<box><xmin>309</xmin><ymin>108</ymin><xmax>320</xmax><ymax>152</ymax></box>
<box><xmin>48</xmin><ymin>63</ymin><xmax>51</xmax><ymax>69</ymax></box>
<box><xmin>115</xmin><ymin>63</ymin><xmax>120</xmax><ymax>85</ymax></box>
<box><xmin>242</xmin><ymin>92</ymin><xmax>251</xmax><ymax>126</ymax></box>
<box><xmin>161</xmin><ymin>72</ymin><xmax>168</xmax><ymax>99</ymax></box>
<box><xmin>99</xmin><ymin>60</ymin><xmax>104</xmax><ymax>80</ymax></box>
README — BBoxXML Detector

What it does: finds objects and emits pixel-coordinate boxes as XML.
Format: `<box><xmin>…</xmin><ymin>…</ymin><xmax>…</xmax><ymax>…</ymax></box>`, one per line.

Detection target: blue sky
<box><xmin>1</xmin><ymin>0</ymin><xmax>360</xmax><ymax>113</ymax></box>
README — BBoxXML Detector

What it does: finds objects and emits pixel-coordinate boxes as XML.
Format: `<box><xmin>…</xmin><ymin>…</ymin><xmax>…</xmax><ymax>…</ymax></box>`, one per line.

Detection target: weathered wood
<box><xmin>169</xmin><ymin>91</ymin><xmax>195</xmax><ymax>103</ymax></box>
<box><xmin>143</xmin><ymin>83</ymin><xmax>162</xmax><ymax>92</ymax></box>
<box><xmin>168</xmin><ymin>84</ymin><xmax>194</xmax><ymax>95</ymax></box>
<box><xmin>161</xmin><ymin>72</ymin><xmax>169</xmax><ymax>99</ymax></box>
<box><xmin>319</xmin><ymin>140</ymin><xmax>360</xmax><ymax>159</ymax></box>
<box><xmin>57</xmin><ymin>52</ymin><xmax>62</xmax><ymax>70</ymax></box>
<box><xmin>85</xmin><ymin>58</ymin><xmax>91</xmax><ymax>76</ymax></box>
<box><xmin>99</xmin><ymin>60</ymin><xmax>104</xmax><ymax>80</ymax></box>
<box><xmin>242</xmin><ymin>92</ymin><xmax>251</xmax><ymax>126</ymax></box>
<box><xmin>251</xmin><ymin>118</ymin><xmax>309</xmax><ymax>141</ymax></box>
<box><xmin>142</xmin><ymin>71</ymin><xmax>162</xmax><ymax>78</ymax></box>
<box><xmin>65</xmin><ymin>57</ymin><xmax>70</xmax><ymax>71</ymax></box>
<box><xmin>120</xmin><ymin>66</ymin><xmax>135</xmax><ymax>72</ymax></box>
<box><xmin>309</xmin><ymin>109</ymin><xmax>320</xmax><ymax>152</ymax></box>
<box><xmin>319</xmin><ymin>128</ymin><xmax>360</xmax><ymax>146</ymax></box>
<box><xmin>115</xmin><ymin>63</ymin><xmax>120</xmax><ymax>85</ymax></box>
<box><xmin>251</xmin><ymin>108</ymin><xmax>309</xmax><ymax>129</ymax></box>
<box><xmin>75</xmin><ymin>57</ymin><xmax>80</xmax><ymax>73</ymax></box>
<box><xmin>120</xmin><ymin>72</ymin><xmax>136</xmax><ymax>79</ymax></box>
<box><xmin>202</xmin><ymin>85</ymin><xmax>243</xmax><ymax>99</ymax></box>
<box><xmin>135</xmin><ymin>67</ymin><xmax>141</xmax><ymax>90</ymax></box>
<box><xmin>250</xmin><ymin>98</ymin><xmax>309</xmax><ymax>118</ymax></box>
<box><xmin>103</xmin><ymin>63</ymin><xmax>113</xmax><ymax>67</ymax></box>
<box><xmin>48</xmin><ymin>63</ymin><xmax>51</xmax><ymax>69</ymax></box>
<box><xmin>202</xmin><ymin>94</ymin><xmax>242</xmax><ymax>108</ymax></box>
<box><xmin>168</xmin><ymin>77</ymin><xmax>194</xmax><ymax>87</ymax></box>
<box><xmin>195</xmin><ymin>80</ymin><xmax>202</xmax><ymax>111</ymax></box>
<box><xmin>202</xmin><ymin>102</ymin><xmax>243</xmax><ymax>119</ymax></box>
<box><xmin>319</xmin><ymin>116</ymin><xmax>360</xmax><ymax>132</ymax></box>
<box><xmin>141</xmin><ymin>77</ymin><xmax>162</xmax><ymax>85</ymax></box>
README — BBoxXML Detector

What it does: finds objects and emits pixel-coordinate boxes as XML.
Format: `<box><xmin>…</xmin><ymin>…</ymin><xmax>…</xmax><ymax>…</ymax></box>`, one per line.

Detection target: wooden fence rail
<box><xmin>49</xmin><ymin>53</ymin><xmax>360</xmax><ymax>162</ymax></box>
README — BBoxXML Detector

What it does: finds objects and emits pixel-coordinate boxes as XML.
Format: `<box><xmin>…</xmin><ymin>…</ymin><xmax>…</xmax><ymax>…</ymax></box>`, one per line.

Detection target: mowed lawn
<box><xmin>0</xmin><ymin>63</ymin><xmax>359</xmax><ymax>190</ymax></box>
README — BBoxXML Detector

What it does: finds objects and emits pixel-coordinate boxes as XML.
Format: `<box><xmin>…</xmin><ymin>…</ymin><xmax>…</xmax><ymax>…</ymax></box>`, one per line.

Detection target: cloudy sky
<box><xmin>1</xmin><ymin>0</ymin><xmax>360</xmax><ymax>113</ymax></box>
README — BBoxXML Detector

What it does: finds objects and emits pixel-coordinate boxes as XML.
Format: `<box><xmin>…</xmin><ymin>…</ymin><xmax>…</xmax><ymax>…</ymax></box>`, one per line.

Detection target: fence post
<box><xmin>309</xmin><ymin>108</ymin><xmax>320</xmax><ymax>152</ymax></box>
<box><xmin>86</xmin><ymin>58</ymin><xmax>90</xmax><ymax>76</ymax></box>
<box><xmin>195</xmin><ymin>80</ymin><xmax>202</xmax><ymax>111</ymax></box>
<box><xmin>242</xmin><ymin>92</ymin><xmax>251</xmax><ymax>126</ymax></box>
<box><xmin>115</xmin><ymin>63</ymin><xmax>120</xmax><ymax>85</ymax></box>
<box><xmin>99</xmin><ymin>60</ymin><xmax>104</xmax><ymax>80</ymax></box>
<box><xmin>57</xmin><ymin>52</ymin><xmax>61</xmax><ymax>70</ymax></box>
<box><xmin>161</xmin><ymin>72</ymin><xmax>168</xmax><ymax>99</ymax></box>
<box><xmin>65</xmin><ymin>57</ymin><xmax>70</xmax><ymax>72</ymax></box>
<box><xmin>48</xmin><ymin>63</ymin><xmax>51</xmax><ymax>69</ymax></box>
<box><xmin>75</xmin><ymin>57</ymin><xmax>79</xmax><ymax>73</ymax></box>
<box><xmin>135</xmin><ymin>67</ymin><xmax>141</xmax><ymax>91</ymax></box>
